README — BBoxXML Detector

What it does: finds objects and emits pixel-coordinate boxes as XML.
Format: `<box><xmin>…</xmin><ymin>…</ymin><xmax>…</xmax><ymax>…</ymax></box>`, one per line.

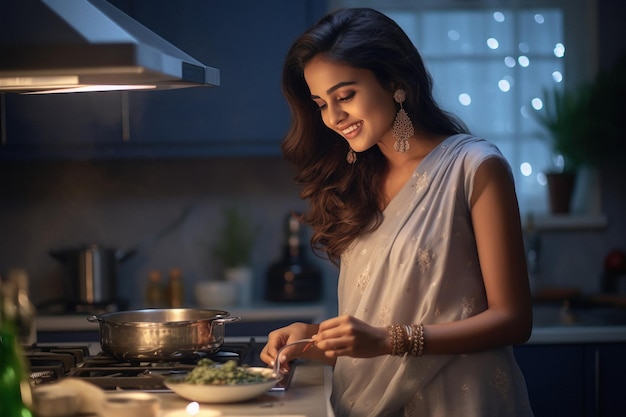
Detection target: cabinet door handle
<box><xmin>0</xmin><ymin>93</ymin><xmax>6</xmax><ymax>146</ymax></box>
<box><xmin>594</xmin><ymin>348</ymin><xmax>600</xmax><ymax>417</ymax></box>
<box><xmin>121</xmin><ymin>91</ymin><xmax>130</xmax><ymax>142</ymax></box>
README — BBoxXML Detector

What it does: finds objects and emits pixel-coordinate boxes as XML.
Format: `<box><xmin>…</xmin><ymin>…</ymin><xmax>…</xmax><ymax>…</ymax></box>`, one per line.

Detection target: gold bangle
<box><xmin>416</xmin><ymin>323</ymin><xmax>425</xmax><ymax>357</ymax></box>
<box><xmin>408</xmin><ymin>323</ymin><xmax>425</xmax><ymax>357</ymax></box>
<box><xmin>409</xmin><ymin>323</ymin><xmax>419</xmax><ymax>356</ymax></box>
<box><xmin>389</xmin><ymin>323</ymin><xmax>425</xmax><ymax>357</ymax></box>
<box><xmin>388</xmin><ymin>324</ymin><xmax>410</xmax><ymax>356</ymax></box>
<box><xmin>387</xmin><ymin>325</ymin><xmax>397</xmax><ymax>355</ymax></box>
<box><xmin>394</xmin><ymin>324</ymin><xmax>403</xmax><ymax>355</ymax></box>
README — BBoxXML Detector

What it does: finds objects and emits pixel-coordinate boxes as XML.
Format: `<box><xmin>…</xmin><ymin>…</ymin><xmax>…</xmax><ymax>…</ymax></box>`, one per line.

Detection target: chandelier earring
<box><xmin>392</xmin><ymin>89</ymin><xmax>414</xmax><ymax>153</ymax></box>
<box><xmin>346</xmin><ymin>147</ymin><xmax>357</xmax><ymax>164</ymax></box>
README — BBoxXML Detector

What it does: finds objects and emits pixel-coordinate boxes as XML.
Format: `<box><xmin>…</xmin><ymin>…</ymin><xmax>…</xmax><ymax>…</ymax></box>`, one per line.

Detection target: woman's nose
<box><xmin>326</xmin><ymin>103</ymin><xmax>346</xmax><ymax>126</ymax></box>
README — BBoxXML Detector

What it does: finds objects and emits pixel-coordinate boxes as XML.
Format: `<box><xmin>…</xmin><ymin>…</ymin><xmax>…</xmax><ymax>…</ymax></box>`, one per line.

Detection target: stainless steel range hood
<box><xmin>0</xmin><ymin>0</ymin><xmax>220</xmax><ymax>93</ymax></box>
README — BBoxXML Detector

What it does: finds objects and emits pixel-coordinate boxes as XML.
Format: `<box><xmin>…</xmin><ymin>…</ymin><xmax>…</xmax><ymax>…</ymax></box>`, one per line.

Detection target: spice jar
<box><xmin>144</xmin><ymin>270</ymin><xmax>165</xmax><ymax>308</ymax></box>
<box><xmin>167</xmin><ymin>268</ymin><xmax>184</xmax><ymax>308</ymax></box>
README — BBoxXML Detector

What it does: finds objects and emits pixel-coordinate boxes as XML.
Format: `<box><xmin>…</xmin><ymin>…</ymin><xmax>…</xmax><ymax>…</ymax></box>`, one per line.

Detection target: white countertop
<box><xmin>156</xmin><ymin>362</ymin><xmax>334</xmax><ymax>417</ymax></box>
<box><xmin>32</xmin><ymin>359</ymin><xmax>334</xmax><ymax>417</ymax></box>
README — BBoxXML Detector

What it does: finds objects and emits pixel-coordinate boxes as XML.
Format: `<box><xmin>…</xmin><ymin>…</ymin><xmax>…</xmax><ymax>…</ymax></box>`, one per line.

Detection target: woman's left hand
<box><xmin>312</xmin><ymin>315</ymin><xmax>390</xmax><ymax>359</ymax></box>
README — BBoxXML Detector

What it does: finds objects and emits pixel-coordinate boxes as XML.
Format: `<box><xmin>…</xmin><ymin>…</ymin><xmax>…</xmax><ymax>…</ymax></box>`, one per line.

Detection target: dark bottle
<box><xmin>1</xmin><ymin>277</ymin><xmax>35</xmax><ymax>417</ymax></box>
<box><xmin>265</xmin><ymin>213</ymin><xmax>322</xmax><ymax>302</ymax></box>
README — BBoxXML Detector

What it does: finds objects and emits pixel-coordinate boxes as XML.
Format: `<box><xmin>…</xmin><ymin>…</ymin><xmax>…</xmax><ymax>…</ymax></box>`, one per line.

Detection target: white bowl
<box><xmin>164</xmin><ymin>367</ymin><xmax>278</xmax><ymax>403</ymax></box>
<box><xmin>194</xmin><ymin>281</ymin><xmax>237</xmax><ymax>308</ymax></box>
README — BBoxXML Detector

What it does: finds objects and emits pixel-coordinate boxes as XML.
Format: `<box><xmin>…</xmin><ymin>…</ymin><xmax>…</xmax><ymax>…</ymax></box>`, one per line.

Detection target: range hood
<box><xmin>0</xmin><ymin>0</ymin><xmax>220</xmax><ymax>93</ymax></box>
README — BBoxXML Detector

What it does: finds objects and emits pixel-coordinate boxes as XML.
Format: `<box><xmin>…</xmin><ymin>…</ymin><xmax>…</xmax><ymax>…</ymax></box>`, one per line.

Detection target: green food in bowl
<box><xmin>170</xmin><ymin>359</ymin><xmax>271</xmax><ymax>385</ymax></box>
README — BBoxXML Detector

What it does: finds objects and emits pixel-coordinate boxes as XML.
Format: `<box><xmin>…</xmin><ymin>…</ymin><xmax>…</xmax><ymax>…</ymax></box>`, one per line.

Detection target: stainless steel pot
<box><xmin>87</xmin><ymin>308</ymin><xmax>240</xmax><ymax>362</ymax></box>
<box><xmin>51</xmin><ymin>244</ymin><xmax>127</xmax><ymax>306</ymax></box>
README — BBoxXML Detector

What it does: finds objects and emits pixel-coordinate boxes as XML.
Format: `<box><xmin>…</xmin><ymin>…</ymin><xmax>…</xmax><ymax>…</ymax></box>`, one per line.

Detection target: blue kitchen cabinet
<box><xmin>2</xmin><ymin>92</ymin><xmax>127</xmax><ymax>159</ymax></box>
<box><xmin>514</xmin><ymin>344</ymin><xmax>586</xmax><ymax>417</ymax></box>
<box><xmin>123</xmin><ymin>0</ymin><xmax>326</xmax><ymax>157</ymax></box>
<box><xmin>589</xmin><ymin>343</ymin><xmax>626</xmax><ymax>417</ymax></box>
<box><xmin>514</xmin><ymin>342</ymin><xmax>626</xmax><ymax>417</ymax></box>
<box><xmin>0</xmin><ymin>0</ymin><xmax>328</xmax><ymax>160</ymax></box>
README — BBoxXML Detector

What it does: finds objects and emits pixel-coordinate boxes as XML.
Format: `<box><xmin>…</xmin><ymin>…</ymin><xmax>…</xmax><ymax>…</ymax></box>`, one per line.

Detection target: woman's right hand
<box><xmin>260</xmin><ymin>322</ymin><xmax>325</xmax><ymax>371</ymax></box>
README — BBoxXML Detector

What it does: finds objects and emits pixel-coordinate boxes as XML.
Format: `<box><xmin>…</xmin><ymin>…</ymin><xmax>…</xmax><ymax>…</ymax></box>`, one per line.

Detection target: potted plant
<box><xmin>211</xmin><ymin>206</ymin><xmax>258</xmax><ymax>269</ymax></box>
<box><xmin>584</xmin><ymin>54</ymin><xmax>626</xmax><ymax>166</ymax></box>
<box><xmin>535</xmin><ymin>86</ymin><xmax>592</xmax><ymax>173</ymax></box>
<box><xmin>533</xmin><ymin>85</ymin><xmax>593</xmax><ymax>213</ymax></box>
<box><xmin>209</xmin><ymin>206</ymin><xmax>259</xmax><ymax>306</ymax></box>
<box><xmin>534</xmin><ymin>54</ymin><xmax>626</xmax><ymax>214</ymax></box>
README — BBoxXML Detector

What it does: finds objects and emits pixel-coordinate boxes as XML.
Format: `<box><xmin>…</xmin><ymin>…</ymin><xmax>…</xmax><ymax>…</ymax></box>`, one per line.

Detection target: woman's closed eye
<box><xmin>315</xmin><ymin>91</ymin><xmax>356</xmax><ymax>111</ymax></box>
<box><xmin>338</xmin><ymin>91</ymin><xmax>355</xmax><ymax>103</ymax></box>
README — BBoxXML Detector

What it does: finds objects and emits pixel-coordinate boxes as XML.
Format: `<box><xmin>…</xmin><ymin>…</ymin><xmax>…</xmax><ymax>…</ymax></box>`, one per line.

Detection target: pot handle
<box><xmin>210</xmin><ymin>316</ymin><xmax>241</xmax><ymax>329</ymax></box>
<box><xmin>86</xmin><ymin>315</ymin><xmax>101</xmax><ymax>323</ymax></box>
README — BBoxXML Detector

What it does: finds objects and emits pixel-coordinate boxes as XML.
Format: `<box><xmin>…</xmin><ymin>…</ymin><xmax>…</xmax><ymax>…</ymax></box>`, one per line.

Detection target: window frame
<box><xmin>328</xmin><ymin>0</ymin><xmax>599</xmax><ymax>219</ymax></box>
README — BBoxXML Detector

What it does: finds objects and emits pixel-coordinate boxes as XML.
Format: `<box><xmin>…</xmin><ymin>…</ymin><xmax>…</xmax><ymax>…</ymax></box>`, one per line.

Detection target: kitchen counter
<box><xmin>156</xmin><ymin>362</ymin><xmax>334</xmax><ymax>417</ymax></box>
<box><xmin>33</xmin><ymin>338</ymin><xmax>334</xmax><ymax>415</ymax></box>
<box><xmin>35</xmin><ymin>305</ymin><xmax>626</xmax><ymax>345</ymax></box>
<box><xmin>527</xmin><ymin>325</ymin><xmax>626</xmax><ymax>344</ymax></box>
<box><xmin>526</xmin><ymin>302</ymin><xmax>626</xmax><ymax>344</ymax></box>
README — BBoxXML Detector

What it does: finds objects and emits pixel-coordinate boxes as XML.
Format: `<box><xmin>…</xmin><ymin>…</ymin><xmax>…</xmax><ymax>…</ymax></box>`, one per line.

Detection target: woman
<box><xmin>261</xmin><ymin>8</ymin><xmax>534</xmax><ymax>417</ymax></box>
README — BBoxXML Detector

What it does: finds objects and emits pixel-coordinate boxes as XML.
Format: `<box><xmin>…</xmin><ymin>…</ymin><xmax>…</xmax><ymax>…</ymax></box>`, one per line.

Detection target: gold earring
<box><xmin>346</xmin><ymin>148</ymin><xmax>357</xmax><ymax>164</ymax></box>
<box><xmin>392</xmin><ymin>89</ymin><xmax>414</xmax><ymax>153</ymax></box>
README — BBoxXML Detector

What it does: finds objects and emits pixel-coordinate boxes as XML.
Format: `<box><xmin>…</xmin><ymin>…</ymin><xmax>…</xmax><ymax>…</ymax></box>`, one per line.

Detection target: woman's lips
<box><xmin>341</xmin><ymin>121</ymin><xmax>363</xmax><ymax>139</ymax></box>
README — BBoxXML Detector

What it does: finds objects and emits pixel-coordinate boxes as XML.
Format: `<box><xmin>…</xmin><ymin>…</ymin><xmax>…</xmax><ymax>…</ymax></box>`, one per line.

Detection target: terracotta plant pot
<box><xmin>546</xmin><ymin>172</ymin><xmax>577</xmax><ymax>214</ymax></box>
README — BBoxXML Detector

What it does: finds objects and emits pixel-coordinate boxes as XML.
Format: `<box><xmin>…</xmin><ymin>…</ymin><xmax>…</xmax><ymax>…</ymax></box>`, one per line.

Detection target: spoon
<box><xmin>271</xmin><ymin>338</ymin><xmax>315</xmax><ymax>379</ymax></box>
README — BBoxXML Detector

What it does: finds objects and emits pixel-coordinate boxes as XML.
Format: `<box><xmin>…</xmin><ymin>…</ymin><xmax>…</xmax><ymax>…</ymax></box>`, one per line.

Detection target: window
<box><xmin>328</xmin><ymin>0</ymin><xmax>595</xmax><ymax>218</ymax></box>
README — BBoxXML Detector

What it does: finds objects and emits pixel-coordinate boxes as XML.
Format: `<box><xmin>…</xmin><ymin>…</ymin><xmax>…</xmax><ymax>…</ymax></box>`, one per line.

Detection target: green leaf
<box><xmin>532</xmin><ymin>53</ymin><xmax>626</xmax><ymax>171</ymax></box>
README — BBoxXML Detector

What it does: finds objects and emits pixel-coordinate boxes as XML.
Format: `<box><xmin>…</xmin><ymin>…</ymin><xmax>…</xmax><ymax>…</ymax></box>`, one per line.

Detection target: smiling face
<box><xmin>303</xmin><ymin>54</ymin><xmax>398</xmax><ymax>153</ymax></box>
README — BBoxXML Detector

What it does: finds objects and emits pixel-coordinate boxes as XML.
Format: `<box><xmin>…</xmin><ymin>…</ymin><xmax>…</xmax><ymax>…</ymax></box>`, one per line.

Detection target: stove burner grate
<box><xmin>24</xmin><ymin>344</ymin><xmax>91</xmax><ymax>384</ymax></box>
<box><xmin>68</xmin><ymin>363</ymin><xmax>196</xmax><ymax>390</ymax></box>
<box><xmin>25</xmin><ymin>339</ymin><xmax>272</xmax><ymax>390</ymax></box>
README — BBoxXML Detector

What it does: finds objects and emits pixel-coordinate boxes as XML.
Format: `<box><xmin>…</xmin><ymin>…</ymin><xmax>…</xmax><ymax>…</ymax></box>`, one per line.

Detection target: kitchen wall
<box><xmin>0</xmin><ymin>157</ymin><xmax>339</xmax><ymax>313</ymax></box>
<box><xmin>534</xmin><ymin>163</ymin><xmax>626</xmax><ymax>295</ymax></box>
<box><xmin>1</xmin><ymin>156</ymin><xmax>624</xmax><ymax>311</ymax></box>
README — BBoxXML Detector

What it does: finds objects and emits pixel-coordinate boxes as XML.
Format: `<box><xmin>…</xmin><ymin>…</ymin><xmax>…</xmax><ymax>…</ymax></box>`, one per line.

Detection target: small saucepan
<box><xmin>87</xmin><ymin>308</ymin><xmax>240</xmax><ymax>362</ymax></box>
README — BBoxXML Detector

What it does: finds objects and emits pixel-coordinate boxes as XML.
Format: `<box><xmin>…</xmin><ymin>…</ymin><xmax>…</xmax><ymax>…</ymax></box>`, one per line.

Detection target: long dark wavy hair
<box><xmin>281</xmin><ymin>8</ymin><xmax>467</xmax><ymax>264</ymax></box>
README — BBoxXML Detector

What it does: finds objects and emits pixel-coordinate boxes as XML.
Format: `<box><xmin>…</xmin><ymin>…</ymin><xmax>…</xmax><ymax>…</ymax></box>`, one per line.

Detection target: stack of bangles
<box><xmin>387</xmin><ymin>323</ymin><xmax>425</xmax><ymax>356</ymax></box>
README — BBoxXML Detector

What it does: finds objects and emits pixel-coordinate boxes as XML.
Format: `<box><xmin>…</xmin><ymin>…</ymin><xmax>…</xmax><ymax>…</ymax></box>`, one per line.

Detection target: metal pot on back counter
<box><xmin>43</xmin><ymin>207</ymin><xmax>193</xmax><ymax>314</ymax></box>
<box><xmin>50</xmin><ymin>244</ymin><xmax>132</xmax><ymax>310</ymax></box>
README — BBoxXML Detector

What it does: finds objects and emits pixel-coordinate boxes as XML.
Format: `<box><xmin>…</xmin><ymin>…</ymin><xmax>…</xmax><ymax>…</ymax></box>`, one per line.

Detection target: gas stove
<box><xmin>23</xmin><ymin>338</ymin><xmax>294</xmax><ymax>391</ymax></box>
